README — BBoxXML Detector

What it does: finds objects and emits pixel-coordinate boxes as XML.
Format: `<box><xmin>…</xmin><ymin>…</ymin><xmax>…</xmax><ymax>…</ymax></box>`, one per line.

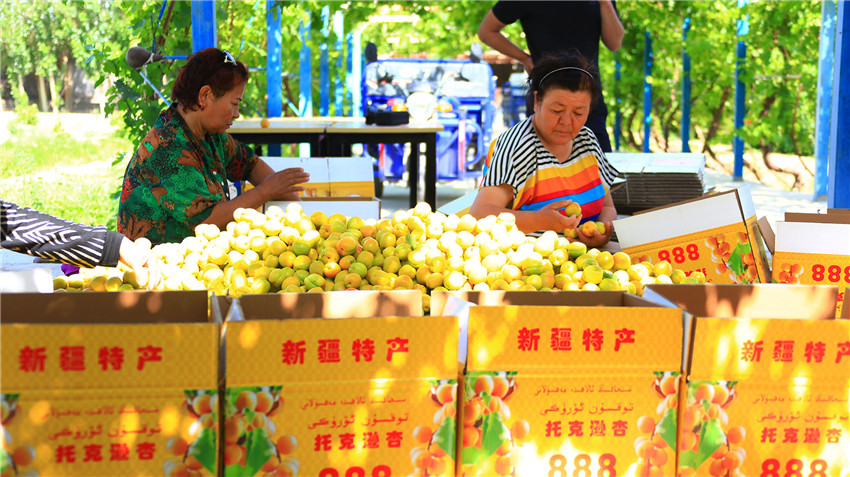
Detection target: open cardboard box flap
<box><xmin>430</xmin><ymin>290</ymin><xmax>658</xmax><ymax>316</ymax></box>
<box><xmin>629</xmin><ymin>187</ymin><xmax>750</xmax><ymax>217</ymax></box>
<box><xmin>756</xmin><ymin>216</ymin><xmax>775</xmax><ymax>255</ymax></box>
<box><xmin>230</xmin><ymin>290</ymin><xmax>423</xmax><ymax>320</ymax></box>
<box><xmin>642</xmin><ymin>284</ymin><xmax>838</xmax><ymax>320</ymax></box>
<box><xmin>0</xmin><ymin>291</ymin><xmax>213</xmax><ymax>324</ymax></box>
<box><xmin>785</xmin><ymin>211</ymin><xmax>850</xmax><ymax>224</ymax></box>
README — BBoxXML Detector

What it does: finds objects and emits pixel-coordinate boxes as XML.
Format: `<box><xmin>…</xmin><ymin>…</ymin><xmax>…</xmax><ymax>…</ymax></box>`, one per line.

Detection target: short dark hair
<box><xmin>171</xmin><ymin>48</ymin><xmax>249</xmax><ymax>111</ymax></box>
<box><xmin>527</xmin><ymin>50</ymin><xmax>601</xmax><ymax>110</ymax></box>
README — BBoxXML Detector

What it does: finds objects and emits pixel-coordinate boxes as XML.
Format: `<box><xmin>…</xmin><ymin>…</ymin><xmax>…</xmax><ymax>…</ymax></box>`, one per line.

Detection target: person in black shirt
<box><xmin>478</xmin><ymin>1</ymin><xmax>624</xmax><ymax>152</ymax></box>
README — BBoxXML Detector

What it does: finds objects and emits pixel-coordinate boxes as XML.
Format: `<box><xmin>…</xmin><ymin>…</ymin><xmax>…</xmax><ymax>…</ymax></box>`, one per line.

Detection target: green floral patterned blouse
<box><xmin>117</xmin><ymin>105</ymin><xmax>257</xmax><ymax>244</ymax></box>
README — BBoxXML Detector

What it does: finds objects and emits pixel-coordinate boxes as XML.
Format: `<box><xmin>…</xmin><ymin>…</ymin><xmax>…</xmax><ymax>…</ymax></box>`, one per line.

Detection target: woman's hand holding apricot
<box><xmin>576</xmin><ymin>221</ymin><xmax>613</xmax><ymax>248</ymax></box>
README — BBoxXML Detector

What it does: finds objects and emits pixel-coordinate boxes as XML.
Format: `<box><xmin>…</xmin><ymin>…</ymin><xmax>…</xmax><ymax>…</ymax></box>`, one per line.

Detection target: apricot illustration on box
<box><xmin>460</xmin><ymin>371</ymin><xmax>529</xmax><ymax>476</ymax></box>
<box><xmin>164</xmin><ymin>389</ymin><xmax>218</xmax><ymax>477</ymax></box>
<box><xmin>1</xmin><ymin>394</ymin><xmax>39</xmax><ymax>477</ymax></box>
<box><xmin>409</xmin><ymin>379</ymin><xmax>457</xmax><ymax>476</ymax></box>
<box><xmin>707</xmin><ymin>233</ymin><xmax>759</xmax><ymax>283</ymax></box>
<box><xmin>629</xmin><ymin>372</ymin><xmax>679</xmax><ymax>475</ymax></box>
<box><xmin>677</xmin><ymin>380</ymin><xmax>746</xmax><ymax>476</ymax></box>
<box><xmin>222</xmin><ymin>386</ymin><xmax>298</xmax><ymax>477</ymax></box>
<box><xmin>773</xmin><ymin>263</ymin><xmax>805</xmax><ymax>284</ymax></box>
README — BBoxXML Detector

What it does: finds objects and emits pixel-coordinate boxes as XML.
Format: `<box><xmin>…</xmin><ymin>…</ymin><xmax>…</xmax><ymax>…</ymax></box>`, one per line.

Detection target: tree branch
<box><xmin>790</xmin><ymin>81</ymin><xmax>814</xmax><ymax>177</ymax></box>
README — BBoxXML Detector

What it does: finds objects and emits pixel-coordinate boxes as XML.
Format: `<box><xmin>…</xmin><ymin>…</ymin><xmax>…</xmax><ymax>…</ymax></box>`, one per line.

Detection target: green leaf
<box><xmin>463</xmin><ymin>412</ymin><xmax>510</xmax><ymax>465</ymax></box>
<box><xmin>432</xmin><ymin>416</ymin><xmax>456</xmax><ymax>459</ymax></box>
<box><xmin>189</xmin><ymin>427</ymin><xmax>218</xmax><ymax>475</ymax></box>
<box><xmin>655</xmin><ymin>407</ymin><xmax>678</xmax><ymax>450</ymax></box>
<box><xmin>1</xmin><ymin>449</ymin><xmax>11</xmax><ymax>473</ymax></box>
<box><xmin>224</xmin><ymin>463</ymin><xmax>247</xmax><ymax>477</ymax></box>
<box><xmin>243</xmin><ymin>428</ymin><xmax>276</xmax><ymax>477</ymax></box>
<box><xmin>480</xmin><ymin>412</ymin><xmax>511</xmax><ymax>460</ymax></box>
<box><xmin>726</xmin><ymin>242</ymin><xmax>751</xmax><ymax>277</ymax></box>
<box><xmin>694</xmin><ymin>418</ymin><xmax>727</xmax><ymax>469</ymax></box>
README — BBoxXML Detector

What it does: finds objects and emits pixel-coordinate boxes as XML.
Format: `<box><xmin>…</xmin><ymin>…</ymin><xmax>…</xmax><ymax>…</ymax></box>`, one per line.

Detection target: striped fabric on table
<box><xmin>512</xmin><ymin>146</ymin><xmax>609</xmax><ymax>223</ymax></box>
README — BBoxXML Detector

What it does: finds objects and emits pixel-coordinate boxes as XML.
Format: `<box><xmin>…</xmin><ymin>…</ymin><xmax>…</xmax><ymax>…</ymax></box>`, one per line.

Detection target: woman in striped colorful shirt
<box><xmin>471</xmin><ymin>52</ymin><xmax>619</xmax><ymax>246</ymax></box>
<box><xmin>1</xmin><ymin>200</ymin><xmax>160</xmax><ymax>289</ymax></box>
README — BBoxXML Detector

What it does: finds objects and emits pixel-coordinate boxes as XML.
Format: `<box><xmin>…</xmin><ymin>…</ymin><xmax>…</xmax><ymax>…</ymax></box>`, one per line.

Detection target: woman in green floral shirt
<box><xmin>118</xmin><ymin>48</ymin><xmax>310</xmax><ymax>244</ymax></box>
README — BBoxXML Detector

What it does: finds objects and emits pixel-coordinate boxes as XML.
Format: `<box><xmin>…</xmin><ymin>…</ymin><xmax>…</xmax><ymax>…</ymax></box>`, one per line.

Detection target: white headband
<box><xmin>539</xmin><ymin>66</ymin><xmax>594</xmax><ymax>86</ymax></box>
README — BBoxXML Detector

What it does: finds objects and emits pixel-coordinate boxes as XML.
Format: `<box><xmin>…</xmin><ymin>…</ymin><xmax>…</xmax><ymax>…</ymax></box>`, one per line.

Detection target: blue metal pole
<box><xmin>299</xmin><ymin>19</ymin><xmax>312</xmax><ymax>157</ymax></box>
<box><xmin>733</xmin><ymin>41</ymin><xmax>746</xmax><ymax>180</ymax></box>
<box><xmin>266</xmin><ymin>0</ymin><xmax>282</xmax><ymax>156</ymax></box>
<box><xmin>333</xmin><ymin>11</ymin><xmax>344</xmax><ymax>117</ymax></box>
<box><xmin>346</xmin><ymin>30</ymin><xmax>363</xmax><ymax>117</ymax></box>
<box><xmin>614</xmin><ymin>51</ymin><xmax>621</xmax><ymax>152</ymax></box>
<box><xmin>299</xmin><ymin>20</ymin><xmax>312</xmax><ymax>118</ymax></box>
<box><xmin>815</xmin><ymin>0</ymin><xmax>836</xmax><ymax>199</ymax></box>
<box><xmin>828</xmin><ymin>0</ymin><xmax>850</xmax><ymax>208</ymax></box>
<box><xmin>190</xmin><ymin>0</ymin><xmax>217</xmax><ymax>53</ymax></box>
<box><xmin>319</xmin><ymin>6</ymin><xmax>330</xmax><ymax>117</ymax></box>
<box><xmin>681</xmin><ymin>17</ymin><xmax>692</xmax><ymax>153</ymax></box>
<box><xmin>642</xmin><ymin>31</ymin><xmax>652</xmax><ymax>153</ymax></box>
<box><xmin>733</xmin><ymin>0</ymin><xmax>749</xmax><ymax>180</ymax></box>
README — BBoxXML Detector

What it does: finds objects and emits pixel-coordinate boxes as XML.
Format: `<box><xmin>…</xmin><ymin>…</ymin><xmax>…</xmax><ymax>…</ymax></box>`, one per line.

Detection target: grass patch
<box><xmin>0</xmin><ymin>124</ymin><xmax>132</xmax><ymax>229</ymax></box>
<box><xmin>2</xmin><ymin>172</ymin><xmax>124</xmax><ymax>230</ymax></box>
<box><xmin>0</xmin><ymin>126</ymin><xmax>132</xmax><ymax>177</ymax></box>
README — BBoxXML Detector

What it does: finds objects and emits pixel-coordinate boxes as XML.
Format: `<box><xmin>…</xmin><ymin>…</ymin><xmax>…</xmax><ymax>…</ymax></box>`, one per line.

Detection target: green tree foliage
<box><xmin>0</xmin><ymin>0</ymin><xmax>132</xmax><ymax>111</ymax></box>
<box><xmin>612</xmin><ymin>0</ymin><xmax>820</xmax><ymax>187</ymax></box>
<box><xmin>5</xmin><ymin>0</ymin><xmax>823</xmax><ymax>190</ymax></box>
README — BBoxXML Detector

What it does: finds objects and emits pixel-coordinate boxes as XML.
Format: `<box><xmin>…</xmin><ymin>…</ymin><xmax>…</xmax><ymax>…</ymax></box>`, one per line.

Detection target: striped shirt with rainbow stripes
<box><xmin>482</xmin><ymin>116</ymin><xmax>619</xmax><ymax>232</ymax></box>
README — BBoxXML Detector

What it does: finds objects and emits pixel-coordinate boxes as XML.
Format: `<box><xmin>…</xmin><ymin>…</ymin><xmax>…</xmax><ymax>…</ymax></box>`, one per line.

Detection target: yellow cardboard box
<box><xmin>0</xmin><ymin>292</ymin><xmax>221</xmax><ymax>477</ymax></box>
<box><xmin>613</xmin><ymin>186</ymin><xmax>770</xmax><ymax>284</ymax></box>
<box><xmin>643</xmin><ymin>284</ymin><xmax>846</xmax><ymax>476</ymax></box>
<box><xmin>262</xmin><ymin>157</ymin><xmax>375</xmax><ymax>198</ymax></box>
<box><xmin>223</xmin><ymin>292</ymin><xmax>459</xmax><ymax>476</ymax></box>
<box><xmin>772</xmin><ymin>211</ymin><xmax>850</xmax><ymax>317</ymax></box>
<box><xmin>458</xmin><ymin>293</ymin><xmax>683</xmax><ymax>476</ymax></box>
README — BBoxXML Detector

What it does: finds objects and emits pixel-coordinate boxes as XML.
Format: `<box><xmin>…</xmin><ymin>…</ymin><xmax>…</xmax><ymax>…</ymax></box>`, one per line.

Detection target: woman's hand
<box><xmin>533</xmin><ymin>200</ymin><xmax>581</xmax><ymax>234</ymax></box>
<box><xmin>257</xmin><ymin>168</ymin><xmax>310</xmax><ymax>201</ymax></box>
<box><xmin>576</xmin><ymin>221</ymin><xmax>613</xmax><ymax>248</ymax></box>
<box><xmin>118</xmin><ymin>237</ymin><xmax>162</xmax><ymax>290</ymax></box>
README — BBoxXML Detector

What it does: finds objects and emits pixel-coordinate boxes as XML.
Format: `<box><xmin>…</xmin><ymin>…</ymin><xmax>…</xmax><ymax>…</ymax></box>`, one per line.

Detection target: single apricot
<box><xmin>413</xmin><ymin>425</ymin><xmax>432</xmax><ymax>444</ymax></box>
<box><xmin>637</xmin><ymin>415</ymin><xmax>656</xmax><ymax>434</ymax></box>
<box><xmin>234</xmin><ymin>390</ymin><xmax>257</xmax><ymax>413</ymax></box>
<box><xmin>276</xmin><ymin>434</ymin><xmax>297</xmax><ymax>455</ymax></box>
<box><xmin>473</xmin><ymin>375</ymin><xmax>494</xmax><ymax>396</ymax></box>
<box><xmin>511</xmin><ymin>419</ymin><xmax>530</xmax><ymax>440</ymax></box>
<box><xmin>726</xmin><ymin>426</ymin><xmax>746</xmax><ymax>445</ymax></box>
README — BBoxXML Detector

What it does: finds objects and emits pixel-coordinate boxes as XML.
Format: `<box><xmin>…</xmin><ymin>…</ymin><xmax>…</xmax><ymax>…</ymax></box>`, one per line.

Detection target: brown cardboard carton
<box><xmin>0</xmin><ymin>292</ymin><xmax>221</xmax><ymax>477</ymax></box>
<box><xmin>644</xmin><ymin>284</ymin><xmax>848</xmax><ymax>476</ymax></box>
<box><xmin>223</xmin><ymin>291</ymin><xmax>455</xmax><ymax>476</ymax></box>
<box><xmin>756</xmin><ymin>216</ymin><xmax>775</xmax><ymax>256</ymax></box>
<box><xmin>455</xmin><ymin>292</ymin><xmax>683</xmax><ymax>476</ymax></box>
<box><xmin>613</xmin><ymin>185</ymin><xmax>771</xmax><ymax>285</ymax></box>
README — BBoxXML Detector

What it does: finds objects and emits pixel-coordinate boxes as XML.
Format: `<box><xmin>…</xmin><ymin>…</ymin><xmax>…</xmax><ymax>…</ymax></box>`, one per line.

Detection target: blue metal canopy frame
<box><xmin>187</xmin><ymin>1</ymin><xmax>846</xmax><ymax>204</ymax></box>
<box><xmin>829</xmin><ymin>0</ymin><xmax>850</xmax><ymax>208</ymax></box>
